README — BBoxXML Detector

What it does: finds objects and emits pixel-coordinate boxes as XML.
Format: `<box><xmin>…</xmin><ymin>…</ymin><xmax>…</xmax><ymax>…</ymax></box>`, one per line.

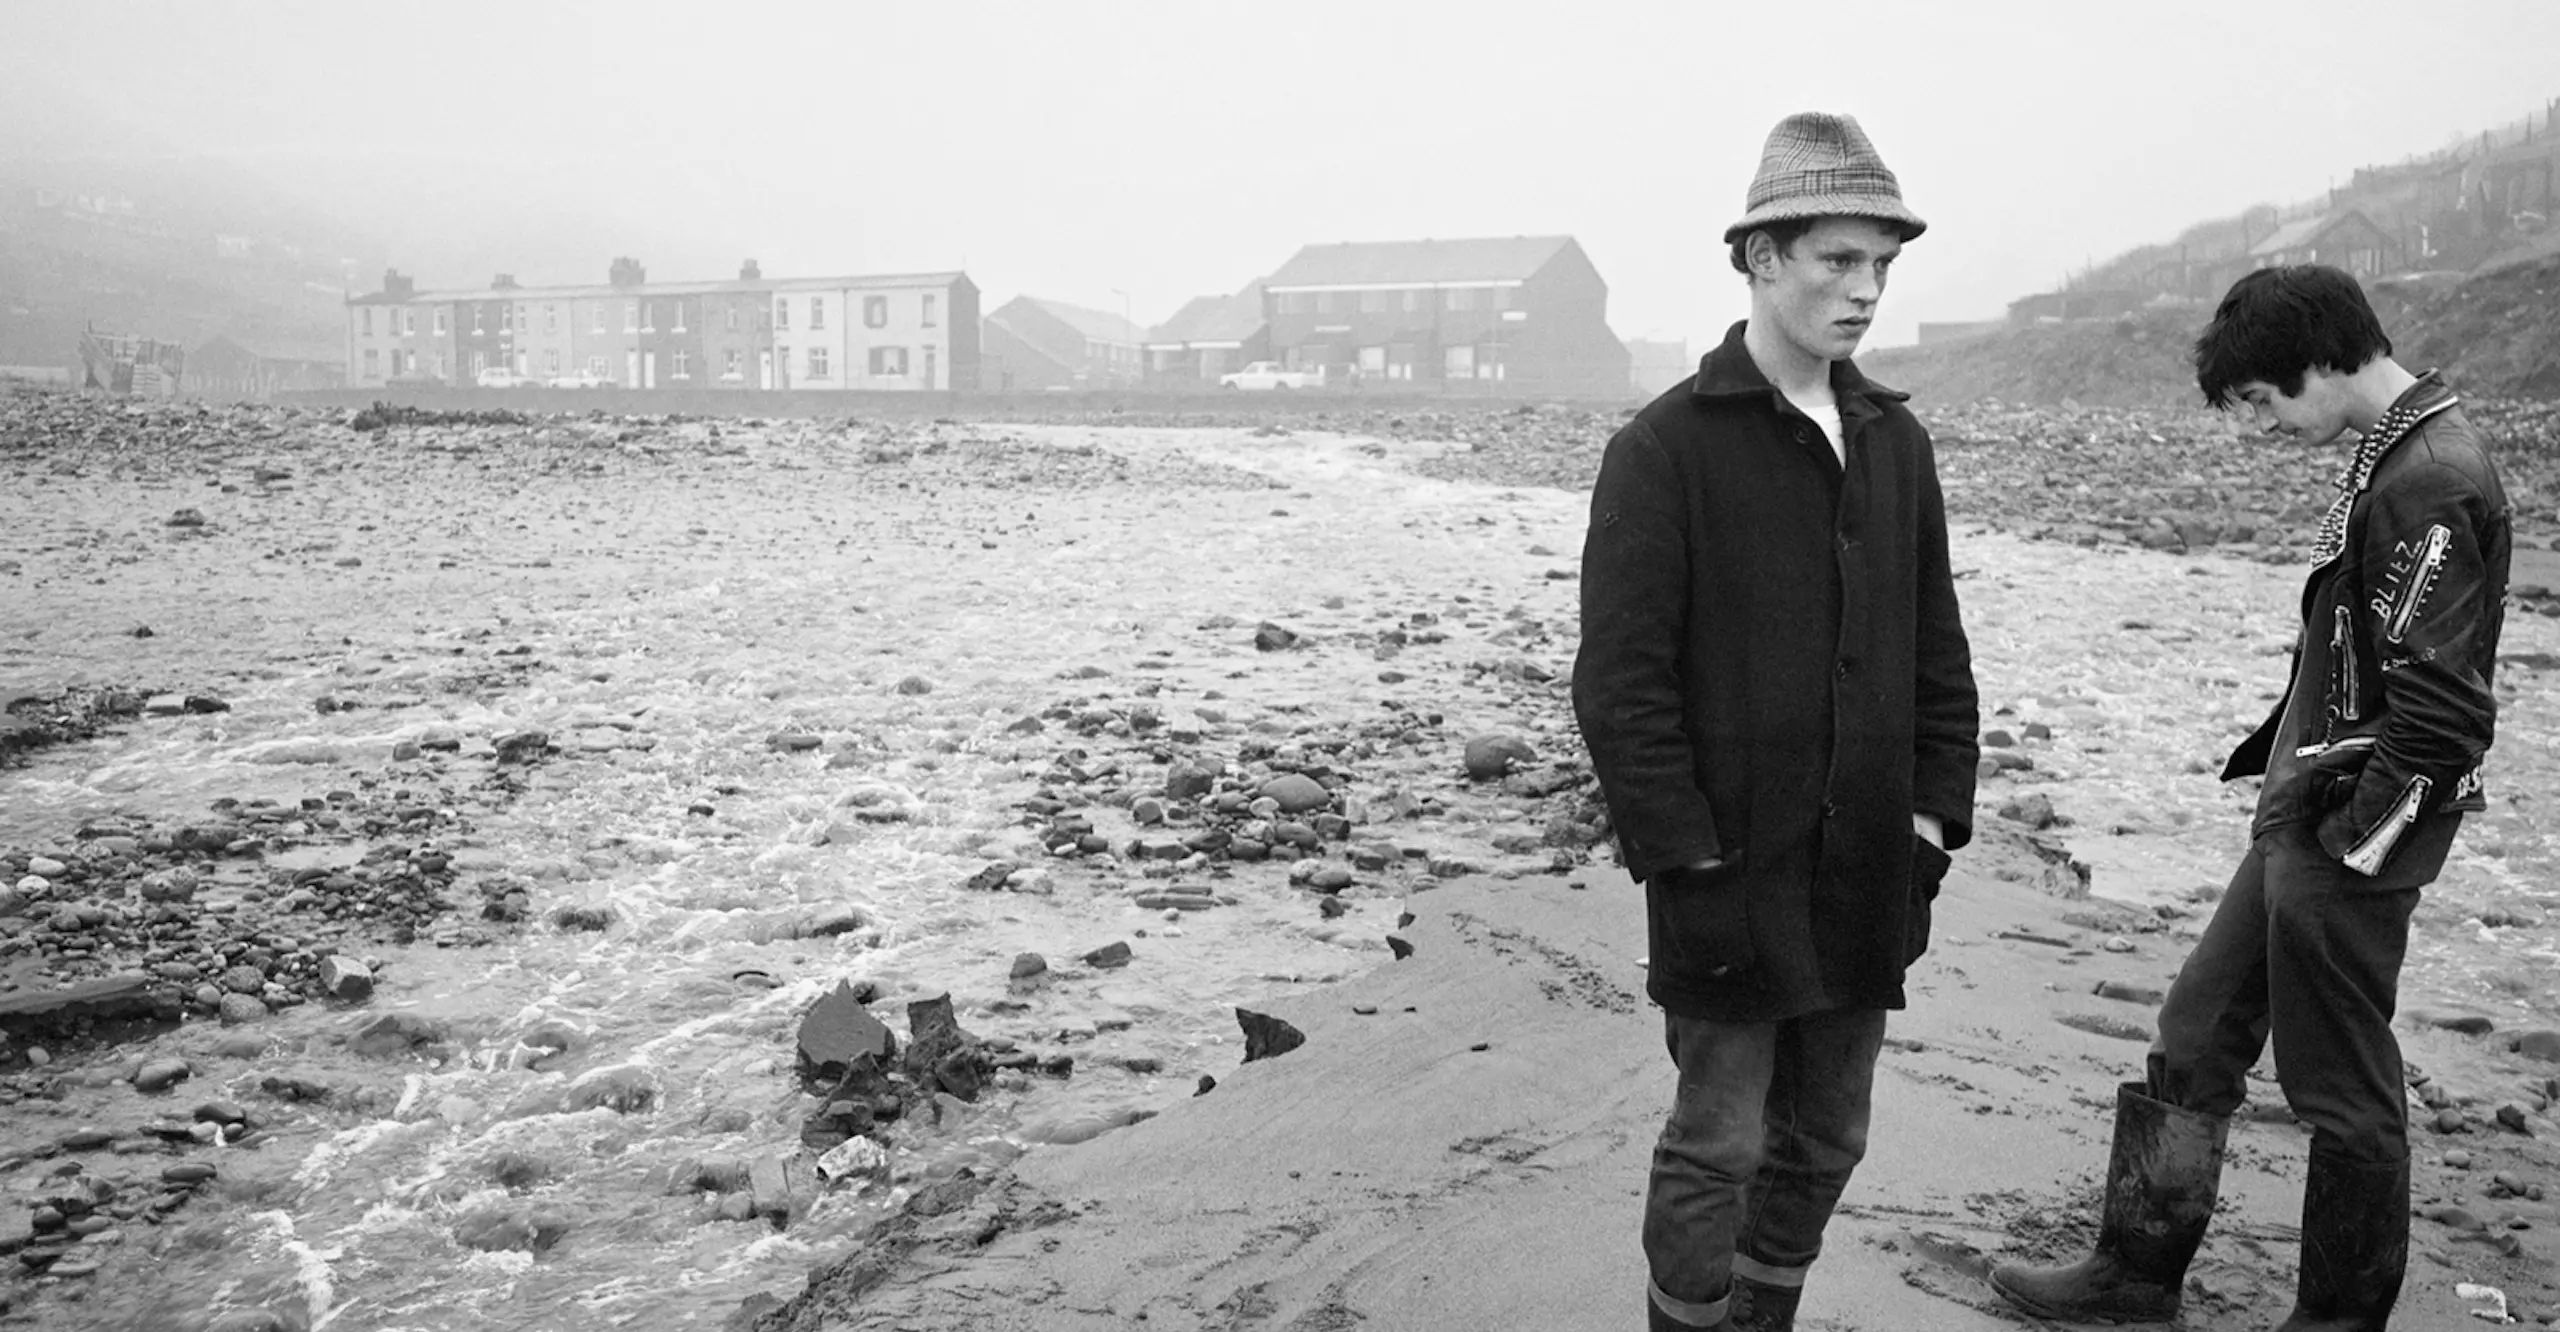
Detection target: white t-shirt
<box><xmin>1794</xmin><ymin>398</ymin><xmax>1845</xmax><ymax>468</ymax></box>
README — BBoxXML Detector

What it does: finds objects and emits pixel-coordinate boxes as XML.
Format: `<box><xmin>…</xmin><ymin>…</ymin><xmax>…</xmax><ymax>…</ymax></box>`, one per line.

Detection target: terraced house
<box><xmin>1260</xmin><ymin>234</ymin><xmax>1631</xmax><ymax>396</ymax></box>
<box><xmin>343</xmin><ymin>262</ymin><xmax>978</xmax><ymax>392</ymax></box>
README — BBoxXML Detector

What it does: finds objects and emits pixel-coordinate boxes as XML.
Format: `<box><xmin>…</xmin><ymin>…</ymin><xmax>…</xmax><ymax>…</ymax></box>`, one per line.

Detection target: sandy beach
<box><xmin>3</xmin><ymin>393</ymin><xmax>2559</xmax><ymax>1331</ymax></box>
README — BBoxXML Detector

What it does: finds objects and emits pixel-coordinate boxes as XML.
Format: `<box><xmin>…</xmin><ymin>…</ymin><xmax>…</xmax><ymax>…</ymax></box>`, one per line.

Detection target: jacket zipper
<box><xmin>2385</xmin><ymin>524</ymin><xmax>2452</xmax><ymax>643</ymax></box>
<box><xmin>2330</xmin><ymin>605</ymin><xmax>2360</xmax><ymax>724</ymax></box>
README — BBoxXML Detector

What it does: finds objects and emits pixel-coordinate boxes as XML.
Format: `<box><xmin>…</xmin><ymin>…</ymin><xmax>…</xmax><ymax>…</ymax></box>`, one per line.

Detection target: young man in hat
<box><xmin>1573</xmin><ymin>111</ymin><xmax>1980</xmax><ymax>1332</ymax></box>
<box><xmin>1988</xmin><ymin>265</ymin><xmax>2509</xmax><ymax>1330</ymax></box>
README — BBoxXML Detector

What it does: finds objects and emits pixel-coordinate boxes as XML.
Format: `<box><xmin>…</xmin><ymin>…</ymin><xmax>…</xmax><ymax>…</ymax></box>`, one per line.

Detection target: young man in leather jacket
<box><xmin>1990</xmin><ymin>264</ymin><xmax>2511</xmax><ymax>1331</ymax></box>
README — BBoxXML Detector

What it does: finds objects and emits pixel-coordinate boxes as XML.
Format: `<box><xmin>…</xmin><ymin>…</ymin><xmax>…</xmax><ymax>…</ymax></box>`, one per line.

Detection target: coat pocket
<box><xmin>1904</xmin><ymin>834</ymin><xmax>1952</xmax><ymax>966</ymax></box>
<box><xmin>1652</xmin><ymin>856</ymin><xmax>1754</xmax><ymax>980</ymax></box>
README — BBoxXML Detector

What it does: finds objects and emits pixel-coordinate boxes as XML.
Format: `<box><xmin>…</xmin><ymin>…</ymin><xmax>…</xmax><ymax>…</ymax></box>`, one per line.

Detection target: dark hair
<box><xmin>1728</xmin><ymin>216</ymin><xmax>1821</xmax><ymax>277</ymax></box>
<box><xmin>2193</xmin><ymin>265</ymin><xmax>2392</xmax><ymax>408</ymax></box>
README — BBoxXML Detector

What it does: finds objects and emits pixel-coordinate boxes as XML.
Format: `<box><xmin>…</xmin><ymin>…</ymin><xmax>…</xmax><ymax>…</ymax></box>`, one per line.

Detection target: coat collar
<box><xmin>1688</xmin><ymin>319</ymin><xmax>1909</xmax><ymax>419</ymax></box>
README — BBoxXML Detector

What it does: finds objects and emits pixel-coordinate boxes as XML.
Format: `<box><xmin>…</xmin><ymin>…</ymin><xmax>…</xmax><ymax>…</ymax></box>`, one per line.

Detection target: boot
<box><xmin>2272</xmin><ymin>1149</ymin><xmax>2407</xmax><ymax>1332</ymax></box>
<box><xmin>1988</xmin><ymin>1081</ymin><xmax>2229</xmax><ymax>1323</ymax></box>
<box><xmin>1646</xmin><ymin>1284</ymin><xmax>1731</xmax><ymax>1331</ymax></box>
<box><xmin>1729</xmin><ymin>1274</ymin><xmax>1801</xmax><ymax>1331</ymax></box>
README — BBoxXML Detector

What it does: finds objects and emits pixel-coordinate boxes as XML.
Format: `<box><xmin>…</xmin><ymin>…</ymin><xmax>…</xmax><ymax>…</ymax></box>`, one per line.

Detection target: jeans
<box><xmin>1644</xmin><ymin>1006</ymin><xmax>1888</xmax><ymax>1326</ymax></box>
<box><xmin>2148</xmin><ymin>824</ymin><xmax>2426</xmax><ymax>1163</ymax></box>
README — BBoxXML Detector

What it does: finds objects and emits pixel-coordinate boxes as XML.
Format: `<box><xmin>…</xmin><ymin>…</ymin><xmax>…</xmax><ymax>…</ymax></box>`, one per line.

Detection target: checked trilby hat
<box><xmin>1724</xmin><ymin>112</ymin><xmax>1927</xmax><ymax>244</ymax></box>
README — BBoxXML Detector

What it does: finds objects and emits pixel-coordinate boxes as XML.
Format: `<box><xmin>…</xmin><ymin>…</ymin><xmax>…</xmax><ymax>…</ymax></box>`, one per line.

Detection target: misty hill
<box><xmin>1867</xmin><ymin>258</ymin><xmax>2560</xmax><ymax>408</ymax></box>
<box><xmin>0</xmin><ymin>83</ymin><xmax>374</xmax><ymax>370</ymax></box>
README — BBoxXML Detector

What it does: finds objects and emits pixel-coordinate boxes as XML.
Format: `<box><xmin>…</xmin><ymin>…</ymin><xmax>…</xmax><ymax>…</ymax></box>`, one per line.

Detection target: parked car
<box><xmin>544</xmin><ymin>369</ymin><xmax>613</xmax><ymax>389</ymax></box>
<box><xmin>476</xmin><ymin>367</ymin><xmax>535</xmax><ymax>388</ymax></box>
<box><xmin>1219</xmin><ymin>361</ymin><xmax>1322</xmax><ymax>390</ymax></box>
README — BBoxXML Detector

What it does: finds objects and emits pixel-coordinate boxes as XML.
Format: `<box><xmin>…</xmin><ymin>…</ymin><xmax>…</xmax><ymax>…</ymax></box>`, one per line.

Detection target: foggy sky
<box><xmin>8</xmin><ymin>0</ymin><xmax>2560</xmax><ymax>351</ymax></box>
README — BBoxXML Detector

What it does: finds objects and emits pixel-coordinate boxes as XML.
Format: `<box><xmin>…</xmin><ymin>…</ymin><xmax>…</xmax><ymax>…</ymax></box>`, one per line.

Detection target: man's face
<box><xmin>2235</xmin><ymin>370</ymin><xmax>2351</xmax><ymax>448</ymax></box>
<box><xmin>1755</xmin><ymin>216</ymin><xmax>1903</xmax><ymax>364</ymax></box>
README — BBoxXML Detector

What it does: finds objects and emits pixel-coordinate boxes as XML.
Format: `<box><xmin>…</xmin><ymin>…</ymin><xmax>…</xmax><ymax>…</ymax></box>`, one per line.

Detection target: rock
<box><xmin>1259</xmin><ymin>773</ymin><xmax>1330</xmax><ymax>814</ymax></box>
<box><xmin>161</xmin><ymin>1162</ymin><xmax>218</xmax><ymax>1185</ymax></box>
<box><xmin>1164</xmin><ymin>758</ymin><xmax>1221</xmax><ymax>800</ymax></box>
<box><xmin>317</xmin><ymin>955</ymin><xmax>375</xmax><ymax>1001</ymax></box>
<box><xmin>349</xmin><ymin>1012</ymin><xmax>452</xmax><ymax>1058</ymax></box>
<box><xmin>217</xmin><ymin>993</ymin><xmax>268</xmax><ymax>1025</ymax></box>
<box><xmin>2498</xmin><ymin>1104</ymin><xmax>2534</xmax><ymax>1134</ymax></box>
<box><xmin>796</xmin><ymin>980</ymin><xmax>896</xmax><ymax>1085</ymax></box>
<box><xmin>2512</xmin><ymin>1030</ymin><xmax>2560</xmax><ymax>1062</ymax></box>
<box><xmin>1083</xmin><ymin>941</ymin><xmax>1133</xmax><ymax>969</ymax></box>
<box><xmin>1308</xmin><ymin>867</ymin><xmax>1355</xmax><ymax>893</ymax></box>
<box><xmin>453</xmin><ymin>1202</ymin><xmax>572</xmax><ymax>1253</ymax></box>
<box><xmin>205</xmin><ymin>1312</ymin><xmax>292</xmax><ymax>1332</ymax></box>
<box><xmin>2431</xmin><ymin>1013</ymin><xmax>2499</xmax><ymax>1037</ymax></box>
<box><xmin>1253</xmin><ymin>622</ymin><xmax>1298</xmax><ymax>652</ymax></box>
<box><xmin>1237</xmin><ymin>1008</ymin><xmax>1306</xmax><ymax>1063</ymax></box>
<box><xmin>1462</xmin><ymin>733</ymin><xmax>1537</xmax><ymax>780</ymax></box>
<box><xmin>1130</xmin><ymin>797</ymin><xmax>1166</xmax><ymax>826</ymax></box>
<box><xmin>768</xmin><ymin>732</ymin><xmax>823</xmax><ymax>752</ymax></box>
<box><xmin>1010</xmin><ymin>952</ymin><xmax>1047</xmax><ymax>981</ymax></box>
<box><xmin>133</xmin><ymin>1057</ymin><xmax>190</xmax><ymax>1093</ymax></box>
<box><xmin>961</xmin><ymin>861</ymin><xmax>1017</xmax><ymax>892</ymax></box>
<box><xmin>25</xmin><ymin>856</ymin><xmax>66</xmax><ymax>877</ymax></box>
<box><xmin>892</xmin><ymin>675</ymin><xmax>934</xmax><ymax>695</ymax></box>
<box><xmin>564</xmin><ymin>1064</ymin><xmax>659</xmax><ymax>1114</ymax></box>
<box><xmin>166</xmin><ymin>507</ymin><xmax>206</xmax><ymax>527</ymax></box>
<box><xmin>902</xmin><ymin>993</ymin><xmax>991</xmax><ymax>1102</ymax></box>
<box><xmin>1999</xmin><ymin>793</ymin><xmax>2063</xmax><ymax>830</ymax></box>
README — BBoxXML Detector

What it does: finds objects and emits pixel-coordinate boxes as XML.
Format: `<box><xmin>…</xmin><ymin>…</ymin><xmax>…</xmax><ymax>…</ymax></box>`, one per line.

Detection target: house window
<box><xmin>624</xmin><ymin>302</ymin><xmax>637</xmax><ymax>332</ymax></box>
<box><xmin>361</xmin><ymin>308</ymin><xmax>374</xmax><ymax>335</ymax></box>
<box><xmin>472</xmin><ymin>308</ymin><xmax>485</xmax><ymax>334</ymax></box>
<box><xmin>470</xmin><ymin>351</ymin><xmax>485</xmax><ymax>376</ymax></box>
<box><xmin>433</xmin><ymin>308</ymin><xmax>448</xmax><ymax>335</ymax></box>
<box><xmin>724</xmin><ymin>349</ymin><xmax>742</xmax><ymax>379</ymax></box>
<box><xmin>774</xmin><ymin>298</ymin><xmax>789</xmax><ymax>330</ymax></box>
<box><xmin>588</xmin><ymin>355</ymin><xmax>607</xmax><ymax>377</ymax></box>
<box><xmin>673</xmin><ymin>349</ymin><xmax>690</xmax><ymax>378</ymax></box>
<box><xmin>1388</xmin><ymin>343</ymin><xmax>1416</xmax><ymax>380</ymax></box>
<box><xmin>1359</xmin><ymin>290</ymin><xmax>1388</xmax><ymax>313</ymax></box>
<box><xmin>921</xmin><ymin>294</ymin><xmax>937</xmax><ymax>327</ymax></box>
<box><xmin>924</xmin><ymin>345</ymin><xmax>935</xmax><ymax>386</ymax></box>
<box><xmin>808</xmin><ymin>346</ymin><xmax>829</xmax><ymax>377</ymax></box>
<box><xmin>546</xmin><ymin>305</ymin><xmax>558</xmax><ymax>333</ymax></box>
<box><xmin>591</xmin><ymin>305</ymin><xmax>605</xmax><ymax>334</ymax></box>
<box><xmin>499</xmin><ymin>306</ymin><xmax>512</xmax><ymax>333</ymax></box>
<box><xmin>869</xmin><ymin>346</ymin><xmax>908</xmax><ymax>375</ymax></box>
<box><xmin>401</xmin><ymin>309</ymin><xmax>415</xmax><ymax>335</ymax></box>
<box><xmin>726</xmin><ymin>306</ymin><xmax>740</xmax><ymax>331</ymax></box>
<box><xmin>1401</xmin><ymin>290</ymin><xmax>1421</xmax><ymax>313</ymax></box>
<box><xmin>671</xmin><ymin>302</ymin><xmax>686</xmax><ymax>333</ymax></box>
<box><xmin>545</xmin><ymin>350</ymin><xmax>560</xmax><ymax>373</ymax></box>
<box><xmin>1445</xmin><ymin>288</ymin><xmax>1475</xmax><ymax>311</ymax></box>
<box><xmin>642</xmin><ymin>303</ymin><xmax>656</xmax><ymax>333</ymax></box>
<box><xmin>864</xmin><ymin>296</ymin><xmax>887</xmax><ymax>328</ymax></box>
<box><xmin>1358</xmin><ymin>346</ymin><xmax>1385</xmax><ymax>376</ymax></box>
<box><xmin>363</xmin><ymin>348</ymin><xmax>379</xmax><ymax>375</ymax></box>
<box><xmin>1445</xmin><ymin>345</ymin><xmax>1475</xmax><ymax>378</ymax></box>
<box><xmin>809</xmin><ymin>298</ymin><xmax>824</xmax><ymax>330</ymax></box>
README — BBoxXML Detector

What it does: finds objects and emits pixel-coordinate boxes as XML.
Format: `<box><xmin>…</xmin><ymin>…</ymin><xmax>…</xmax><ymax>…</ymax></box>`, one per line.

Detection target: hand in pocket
<box><xmin>1659</xmin><ymin>860</ymin><xmax>1754</xmax><ymax>978</ymax></box>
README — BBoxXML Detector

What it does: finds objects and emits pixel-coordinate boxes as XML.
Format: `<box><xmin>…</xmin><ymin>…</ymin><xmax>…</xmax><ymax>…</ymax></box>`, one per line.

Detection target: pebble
<box><xmin>26</xmin><ymin>856</ymin><xmax>66</xmax><ymax>877</ymax></box>
<box><xmin>1462</xmin><ymin>733</ymin><xmax>1537</xmax><ymax>780</ymax></box>
<box><xmin>218</xmin><ymin>993</ymin><xmax>269</xmax><ymax>1025</ymax></box>
<box><xmin>2512</xmin><ymin>1030</ymin><xmax>2560</xmax><ymax>1063</ymax></box>
<box><xmin>1259</xmin><ymin>774</ymin><xmax>1330</xmax><ymax>814</ymax></box>
<box><xmin>318</xmin><ymin>955</ymin><xmax>375</xmax><ymax>1001</ymax></box>
<box><xmin>132</xmin><ymin>1057</ymin><xmax>190</xmax><ymax>1093</ymax></box>
<box><xmin>1010</xmin><ymin>953</ymin><xmax>1047</xmax><ymax>980</ymax></box>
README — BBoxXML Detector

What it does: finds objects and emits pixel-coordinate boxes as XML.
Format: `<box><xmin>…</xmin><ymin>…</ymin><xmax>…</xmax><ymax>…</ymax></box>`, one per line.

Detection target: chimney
<box><xmin>492</xmin><ymin>273</ymin><xmax>518</xmax><ymax>290</ymax></box>
<box><xmin>382</xmin><ymin>268</ymin><xmax>414</xmax><ymax>299</ymax></box>
<box><xmin>608</xmin><ymin>256</ymin><xmax>646</xmax><ymax>288</ymax></box>
<box><xmin>740</xmin><ymin>258</ymin><xmax>762</xmax><ymax>281</ymax></box>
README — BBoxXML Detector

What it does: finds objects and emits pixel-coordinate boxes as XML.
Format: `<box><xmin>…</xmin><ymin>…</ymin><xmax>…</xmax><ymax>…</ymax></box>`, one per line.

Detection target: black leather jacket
<box><xmin>2223</xmin><ymin>374</ymin><xmax>2510</xmax><ymax>879</ymax></box>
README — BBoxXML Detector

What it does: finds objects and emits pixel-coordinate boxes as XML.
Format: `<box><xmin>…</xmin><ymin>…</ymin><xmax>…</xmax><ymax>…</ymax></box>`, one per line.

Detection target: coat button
<box><xmin>1835</xmin><ymin>659</ymin><xmax>1853</xmax><ymax>679</ymax></box>
<box><xmin>1822</xmin><ymin>800</ymin><xmax>1840</xmax><ymax>819</ymax></box>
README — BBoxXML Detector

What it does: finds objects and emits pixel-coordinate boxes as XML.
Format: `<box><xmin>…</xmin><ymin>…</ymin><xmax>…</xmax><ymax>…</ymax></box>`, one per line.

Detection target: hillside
<box><xmin>0</xmin><ymin>84</ymin><xmax>374</xmax><ymax>370</ymax></box>
<box><xmin>1868</xmin><ymin>258</ymin><xmax>2560</xmax><ymax>407</ymax></box>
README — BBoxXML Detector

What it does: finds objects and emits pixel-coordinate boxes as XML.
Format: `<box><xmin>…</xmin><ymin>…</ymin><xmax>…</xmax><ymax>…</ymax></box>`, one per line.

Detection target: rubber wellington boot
<box><xmin>1728</xmin><ymin>1274</ymin><xmax>1801</xmax><ymax>1332</ymax></box>
<box><xmin>1646</xmin><ymin>1287</ymin><xmax>1732</xmax><ymax>1332</ymax></box>
<box><xmin>2272</xmin><ymin>1149</ymin><xmax>2408</xmax><ymax>1332</ymax></box>
<box><xmin>1988</xmin><ymin>1081</ymin><xmax>2229</xmax><ymax>1323</ymax></box>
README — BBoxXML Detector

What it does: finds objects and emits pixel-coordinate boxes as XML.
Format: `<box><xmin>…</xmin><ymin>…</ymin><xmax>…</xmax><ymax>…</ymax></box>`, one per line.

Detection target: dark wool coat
<box><xmin>2223</xmin><ymin>372</ymin><xmax>2509</xmax><ymax>887</ymax></box>
<box><xmin>1573</xmin><ymin>322</ymin><xmax>1980</xmax><ymax>1022</ymax></box>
